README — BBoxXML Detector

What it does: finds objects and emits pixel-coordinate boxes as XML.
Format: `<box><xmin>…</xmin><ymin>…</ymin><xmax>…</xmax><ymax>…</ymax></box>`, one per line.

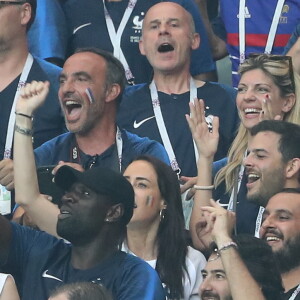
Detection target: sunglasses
<box><xmin>247</xmin><ymin>53</ymin><xmax>295</xmax><ymax>93</ymax></box>
<box><xmin>0</xmin><ymin>1</ymin><xmax>26</xmax><ymax>7</ymax></box>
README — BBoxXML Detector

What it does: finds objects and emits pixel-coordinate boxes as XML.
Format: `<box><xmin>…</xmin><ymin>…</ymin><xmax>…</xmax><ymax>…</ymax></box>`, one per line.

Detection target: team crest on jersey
<box><xmin>279</xmin><ymin>5</ymin><xmax>289</xmax><ymax>24</ymax></box>
<box><xmin>237</xmin><ymin>6</ymin><xmax>251</xmax><ymax>19</ymax></box>
<box><xmin>130</xmin><ymin>12</ymin><xmax>144</xmax><ymax>43</ymax></box>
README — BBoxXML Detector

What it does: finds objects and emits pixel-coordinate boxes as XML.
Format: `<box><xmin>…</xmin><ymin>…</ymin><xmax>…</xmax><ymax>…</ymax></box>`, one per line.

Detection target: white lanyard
<box><xmin>228</xmin><ymin>164</ymin><xmax>244</xmax><ymax>211</ymax></box>
<box><xmin>149</xmin><ymin>78</ymin><xmax>198</xmax><ymax>174</ymax></box>
<box><xmin>238</xmin><ymin>0</ymin><xmax>285</xmax><ymax>63</ymax></box>
<box><xmin>3</xmin><ymin>53</ymin><xmax>34</xmax><ymax>159</ymax></box>
<box><xmin>115</xmin><ymin>126</ymin><xmax>123</xmax><ymax>172</ymax></box>
<box><xmin>103</xmin><ymin>0</ymin><xmax>136</xmax><ymax>82</ymax></box>
<box><xmin>72</xmin><ymin>127</ymin><xmax>123</xmax><ymax>172</ymax></box>
<box><xmin>254</xmin><ymin>206</ymin><xmax>264</xmax><ymax>238</ymax></box>
<box><xmin>289</xmin><ymin>284</ymin><xmax>300</xmax><ymax>300</ymax></box>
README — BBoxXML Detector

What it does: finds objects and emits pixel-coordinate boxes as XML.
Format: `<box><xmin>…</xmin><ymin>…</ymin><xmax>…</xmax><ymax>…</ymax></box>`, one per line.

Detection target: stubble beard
<box><xmin>247</xmin><ymin>167</ymin><xmax>285</xmax><ymax>207</ymax></box>
<box><xmin>273</xmin><ymin>233</ymin><xmax>300</xmax><ymax>274</ymax></box>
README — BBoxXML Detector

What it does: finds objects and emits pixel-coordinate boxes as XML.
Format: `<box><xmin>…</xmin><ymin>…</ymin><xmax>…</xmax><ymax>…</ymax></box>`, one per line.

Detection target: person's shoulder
<box><xmin>186</xmin><ymin>246</ymin><xmax>206</xmax><ymax>267</ymax></box>
<box><xmin>34</xmin><ymin>132</ymin><xmax>72</xmax><ymax>164</ymax></box>
<box><xmin>122</xmin><ymin>129</ymin><xmax>168</xmax><ymax>154</ymax></box>
<box><xmin>10</xmin><ymin>222</ymin><xmax>63</xmax><ymax>248</ymax></box>
<box><xmin>115</xmin><ymin>251</ymin><xmax>158</xmax><ymax>276</ymax></box>
<box><xmin>122</xmin><ymin>129</ymin><xmax>157</xmax><ymax>146</ymax></box>
<box><xmin>122</xmin><ymin>83</ymin><xmax>149</xmax><ymax>102</ymax></box>
<box><xmin>34</xmin><ymin>56</ymin><xmax>62</xmax><ymax>75</ymax></box>
<box><xmin>114</xmin><ymin>252</ymin><xmax>166</xmax><ymax>300</ymax></box>
<box><xmin>121</xmin><ymin>129</ymin><xmax>170</xmax><ymax>165</ymax></box>
<box><xmin>205</xmin><ymin>81</ymin><xmax>237</xmax><ymax>98</ymax></box>
<box><xmin>35</xmin><ymin>132</ymin><xmax>71</xmax><ymax>149</ymax></box>
<box><xmin>212</xmin><ymin>157</ymin><xmax>228</xmax><ymax>175</ymax></box>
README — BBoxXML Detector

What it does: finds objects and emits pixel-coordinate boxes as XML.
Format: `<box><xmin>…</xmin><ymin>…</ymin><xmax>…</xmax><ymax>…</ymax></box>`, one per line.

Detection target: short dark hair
<box><xmin>26</xmin><ymin>0</ymin><xmax>37</xmax><ymax>30</ymax></box>
<box><xmin>75</xmin><ymin>47</ymin><xmax>127</xmax><ymax>104</ymax></box>
<box><xmin>50</xmin><ymin>282</ymin><xmax>112</xmax><ymax>300</ymax></box>
<box><xmin>250</xmin><ymin>120</ymin><xmax>300</xmax><ymax>163</ymax></box>
<box><xmin>209</xmin><ymin>235</ymin><xmax>284</xmax><ymax>300</ymax></box>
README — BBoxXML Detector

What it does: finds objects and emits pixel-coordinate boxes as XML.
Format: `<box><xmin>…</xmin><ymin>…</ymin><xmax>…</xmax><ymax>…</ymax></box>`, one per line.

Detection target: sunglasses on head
<box><xmin>248</xmin><ymin>53</ymin><xmax>295</xmax><ymax>92</ymax></box>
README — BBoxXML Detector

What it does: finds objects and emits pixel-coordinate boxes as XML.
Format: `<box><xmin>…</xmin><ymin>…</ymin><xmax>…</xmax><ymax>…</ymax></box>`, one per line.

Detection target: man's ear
<box><xmin>285</xmin><ymin>158</ymin><xmax>300</xmax><ymax>179</ymax></box>
<box><xmin>105</xmin><ymin>203</ymin><xmax>124</xmax><ymax>223</ymax></box>
<box><xmin>139</xmin><ymin>38</ymin><xmax>146</xmax><ymax>56</ymax></box>
<box><xmin>20</xmin><ymin>3</ymin><xmax>32</xmax><ymax>27</ymax></box>
<box><xmin>105</xmin><ymin>84</ymin><xmax>121</xmax><ymax>103</ymax></box>
<box><xmin>191</xmin><ymin>33</ymin><xmax>200</xmax><ymax>50</ymax></box>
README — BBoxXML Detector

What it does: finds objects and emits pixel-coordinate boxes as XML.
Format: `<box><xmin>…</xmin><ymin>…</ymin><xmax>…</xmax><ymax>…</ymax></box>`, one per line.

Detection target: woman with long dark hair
<box><xmin>123</xmin><ymin>155</ymin><xmax>205</xmax><ymax>299</ymax></box>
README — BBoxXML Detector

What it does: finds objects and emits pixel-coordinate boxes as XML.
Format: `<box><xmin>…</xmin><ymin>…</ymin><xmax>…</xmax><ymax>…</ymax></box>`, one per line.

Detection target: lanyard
<box><xmin>149</xmin><ymin>78</ymin><xmax>198</xmax><ymax>175</ymax></box>
<box><xmin>72</xmin><ymin>127</ymin><xmax>123</xmax><ymax>172</ymax></box>
<box><xmin>228</xmin><ymin>157</ymin><xmax>265</xmax><ymax>237</ymax></box>
<box><xmin>289</xmin><ymin>284</ymin><xmax>300</xmax><ymax>300</ymax></box>
<box><xmin>4</xmin><ymin>53</ymin><xmax>34</xmax><ymax>159</ymax></box>
<box><xmin>238</xmin><ymin>0</ymin><xmax>285</xmax><ymax>63</ymax></box>
<box><xmin>103</xmin><ymin>0</ymin><xmax>136</xmax><ymax>83</ymax></box>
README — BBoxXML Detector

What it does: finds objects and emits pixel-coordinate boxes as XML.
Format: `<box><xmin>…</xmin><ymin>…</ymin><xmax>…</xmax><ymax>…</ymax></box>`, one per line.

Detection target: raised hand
<box><xmin>201</xmin><ymin>199</ymin><xmax>236</xmax><ymax>244</ymax></box>
<box><xmin>259</xmin><ymin>94</ymin><xmax>282</xmax><ymax>121</ymax></box>
<box><xmin>186</xmin><ymin>99</ymin><xmax>219</xmax><ymax>159</ymax></box>
<box><xmin>16</xmin><ymin>81</ymin><xmax>50</xmax><ymax>116</ymax></box>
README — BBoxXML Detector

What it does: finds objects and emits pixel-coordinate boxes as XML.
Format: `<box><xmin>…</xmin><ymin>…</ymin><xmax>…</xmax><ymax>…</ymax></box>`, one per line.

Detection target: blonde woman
<box><xmin>189</xmin><ymin>53</ymin><xmax>300</xmax><ymax>250</ymax></box>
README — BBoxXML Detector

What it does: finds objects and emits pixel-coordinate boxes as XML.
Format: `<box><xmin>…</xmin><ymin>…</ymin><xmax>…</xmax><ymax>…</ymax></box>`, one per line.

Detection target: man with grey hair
<box><xmin>117</xmin><ymin>2</ymin><xmax>239</xmax><ymax>198</ymax></box>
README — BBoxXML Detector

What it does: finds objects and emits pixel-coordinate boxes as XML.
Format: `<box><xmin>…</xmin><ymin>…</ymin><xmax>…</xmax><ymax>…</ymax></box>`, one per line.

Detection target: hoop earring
<box><xmin>159</xmin><ymin>208</ymin><xmax>166</xmax><ymax>222</ymax></box>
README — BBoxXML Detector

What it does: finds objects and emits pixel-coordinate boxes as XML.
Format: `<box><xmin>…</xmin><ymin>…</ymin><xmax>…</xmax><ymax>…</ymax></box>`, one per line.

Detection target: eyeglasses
<box><xmin>0</xmin><ymin>1</ymin><xmax>26</xmax><ymax>8</ymax></box>
<box><xmin>248</xmin><ymin>53</ymin><xmax>295</xmax><ymax>93</ymax></box>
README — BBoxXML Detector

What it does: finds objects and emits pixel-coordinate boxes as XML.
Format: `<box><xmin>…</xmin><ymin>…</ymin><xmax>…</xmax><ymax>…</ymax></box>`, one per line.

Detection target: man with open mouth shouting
<box><xmin>117</xmin><ymin>1</ymin><xmax>238</xmax><ymax>186</ymax></box>
<box><xmin>12</xmin><ymin>48</ymin><xmax>170</xmax><ymax>226</ymax></box>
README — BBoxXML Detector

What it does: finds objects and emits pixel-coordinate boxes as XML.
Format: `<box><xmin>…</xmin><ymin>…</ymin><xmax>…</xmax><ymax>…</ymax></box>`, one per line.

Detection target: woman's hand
<box><xmin>186</xmin><ymin>99</ymin><xmax>219</xmax><ymax>159</ymax></box>
<box><xmin>259</xmin><ymin>94</ymin><xmax>282</xmax><ymax>121</ymax></box>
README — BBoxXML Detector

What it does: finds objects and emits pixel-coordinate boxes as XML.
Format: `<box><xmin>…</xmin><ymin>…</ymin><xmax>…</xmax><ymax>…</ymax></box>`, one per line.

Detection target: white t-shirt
<box><xmin>0</xmin><ymin>274</ymin><xmax>11</xmax><ymax>295</ymax></box>
<box><xmin>122</xmin><ymin>244</ymin><xmax>206</xmax><ymax>300</ymax></box>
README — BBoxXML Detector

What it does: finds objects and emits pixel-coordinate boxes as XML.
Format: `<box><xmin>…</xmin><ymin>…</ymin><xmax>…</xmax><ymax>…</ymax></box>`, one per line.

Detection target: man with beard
<box><xmin>199</xmin><ymin>200</ymin><xmax>283</xmax><ymax>300</ymax></box>
<box><xmin>11</xmin><ymin>47</ymin><xmax>169</xmax><ymax>224</ymax></box>
<box><xmin>244</xmin><ymin>121</ymin><xmax>300</xmax><ymax>208</ymax></box>
<box><xmin>260</xmin><ymin>188</ymin><xmax>300</xmax><ymax>299</ymax></box>
<box><xmin>240</xmin><ymin>120</ymin><xmax>300</xmax><ymax>235</ymax></box>
<box><xmin>0</xmin><ymin>164</ymin><xmax>166</xmax><ymax>299</ymax></box>
<box><xmin>190</xmin><ymin>120</ymin><xmax>300</xmax><ymax>251</ymax></box>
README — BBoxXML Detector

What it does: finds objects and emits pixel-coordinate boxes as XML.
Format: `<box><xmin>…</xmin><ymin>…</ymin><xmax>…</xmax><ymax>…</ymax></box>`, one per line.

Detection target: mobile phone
<box><xmin>37</xmin><ymin>166</ymin><xmax>64</xmax><ymax>206</ymax></box>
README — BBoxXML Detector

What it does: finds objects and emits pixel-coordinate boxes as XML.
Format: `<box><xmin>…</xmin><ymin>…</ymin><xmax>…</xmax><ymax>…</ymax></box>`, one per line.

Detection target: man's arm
<box><xmin>202</xmin><ymin>201</ymin><xmax>266</xmax><ymax>300</ymax></box>
<box><xmin>287</xmin><ymin>37</ymin><xmax>300</xmax><ymax>76</ymax></box>
<box><xmin>194</xmin><ymin>0</ymin><xmax>228</xmax><ymax>60</ymax></box>
<box><xmin>14</xmin><ymin>81</ymin><xmax>59</xmax><ymax>237</ymax></box>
